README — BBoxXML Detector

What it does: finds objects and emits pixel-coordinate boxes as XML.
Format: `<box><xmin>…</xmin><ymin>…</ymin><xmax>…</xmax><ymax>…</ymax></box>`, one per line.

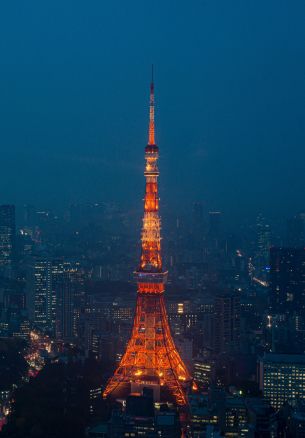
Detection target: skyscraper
<box><xmin>255</xmin><ymin>214</ymin><xmax>271</xmax><ymax>280</ymax></box>
<box><xmin>208</xmin><ymin>211</ymin><xmax>221</xmax><ymax>238</ymax></box>
<box><xmin>269</xmin><ymin>247</ymin><xmax>305</xmax><ymax>329</ymax></box>
<box><xmin>286</xmin><ymin>213</ymin><xmax>305</xmax><ymax>248</ymax></box>
<box><xmin>103</xmin><ymin>77</ymin><xmax>191</xmax><ymax>406</ymax></box>
<box><xmin>31</xmin><ymin>258</ymin><xmax>55</xmax><ymax>332</ymax></box>
<box><xmin>0</xmin><ymin>205</ymin><xmax>15</xmax><ymax>278</ymax></box>
<box><xmin>55</xmin><ymin>261</ymin><xmax>84</xmax><ymax>342</ymax></box>
<box><xmin>213</xmin><ymin>291</ymin><xmax>240</xmax><ymax>354</ymax></box>
<box><xmin>29</xmin><ymin>257</ymin><xmax>84</xmax><ymax>337</ymax></box>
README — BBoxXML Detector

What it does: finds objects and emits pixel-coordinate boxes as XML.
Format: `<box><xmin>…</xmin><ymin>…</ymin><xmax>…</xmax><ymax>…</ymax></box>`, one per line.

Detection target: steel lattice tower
<box><xmin>103</xmin><ymin>75</ymin><xmax>191</xmax><ymax>406</ymax></box>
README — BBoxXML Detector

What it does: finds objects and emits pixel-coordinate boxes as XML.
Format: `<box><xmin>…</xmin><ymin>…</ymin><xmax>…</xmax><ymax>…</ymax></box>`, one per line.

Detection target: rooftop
<box><xmin>262</xmin><ymin>354</ymin><xmax>305</xmax><ymax>364</ymax></box>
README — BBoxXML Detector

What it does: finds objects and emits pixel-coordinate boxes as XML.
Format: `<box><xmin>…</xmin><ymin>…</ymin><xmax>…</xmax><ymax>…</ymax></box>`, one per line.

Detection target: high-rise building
<box><xmin>192</xmin><ymin>202</ymin><xmax>204</xmax><ymax>237</ymax></box>
<box><xmin>207</xmin><ymin>211</ymin><xmax>222</xmax><ymax>249</ymax></box>
<box><xmin>213</xmin><ymin>291</ymin><xmax>240</xmax><ymax>354</ymax></box>
<box><xmin>0</xmin><ymin>205</ymin><xmax>15</xmax><ymax>278</ymax></box>
<box><xmin>28</xmin><ymin>257</ymin><xmax>85</xmax><ymax>337</ymax></box>
<box><xmin>55</xmin><ymin>271</ymin><xmax>74</xmax><ymax>342</ymax></box>
<box><xmin>30</xmin><ymin>258</ymin><xmax>55</xmax><ymax>332</ymax></box>
<box><xmin>103</xmin><ymin>77</ymin><xmax>191</xmax><ymax>407</ymax></box>
<box><xmin>55</xmin><ymin>261</ymin><xmax>84</xmax><ymax>343</ymax></box>
<box><xmin>269</xmin><ymin>247</ymin><xmax>305</xmax><ymax>329</ymax></box>
<box><xmin>259</xmin><ymin>353</ymin><xmax>305</xmax><ymax>410</ymax></box>
<box><xmin>208</xmin><ymin>212</ymin><xmax>221</xmax><ymax>237</ymax></box>
<box><xmin>255</xmin><ymin>214</ymin><xmax>271</xmax><ymax>279</ymax></box>
<box><xmin>286</xmin><ymin>213</ymin><xmax>305</xmax><ymax>248</ymax></box>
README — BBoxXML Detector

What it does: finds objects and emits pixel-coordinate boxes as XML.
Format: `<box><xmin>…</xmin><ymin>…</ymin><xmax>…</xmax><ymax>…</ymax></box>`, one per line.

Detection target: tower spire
<box><xmin>148</xmin><ymin>65</ymin><xmax>155</xmax><ymax>145</ymax></box>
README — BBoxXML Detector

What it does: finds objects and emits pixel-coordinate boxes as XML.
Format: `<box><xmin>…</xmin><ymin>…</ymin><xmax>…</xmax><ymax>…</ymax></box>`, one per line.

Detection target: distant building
<box><xmin>31</xmin><ymin>258</ymin><xmax>55</xmax><ymax>332</ymax></box>
<box><xmin>192</xmin><ymin>202</ymin><xmax>204</xmax><ymax>242</ymax></box>
<box><xmin>55</xmin><ymin>261</ymin><xmax>85</xmax><ymax>343</ymax></box>
<box><xmin>55</xmin><ymin>270</ymin><xmax>74</xmax><ymax>342</ymax></box>
<box><xmin>0</xmin><ymin>205</ymin><xmax>15</xmax><ymax>278</ymax></box>
<box><xmin>286</xmin><ymin>213</ymin><xmax>305</xmax><ymax>248</ymax></box>
<box><xmin>193</xmin><ymin>357</ymin><xmax>214</xmax><ymax>390</ymax></box>
<box><xmin>167</xmin><ymin>299</ymin><xmax>198</xmax><ymax>336</ymax></box>
<box><xmin>28</xmin><ymin>257</ymin><xmax>84</xmax><ymax>337</ymax></box>
<box><xmin>255</xmin><ymin>214</ymin><xmax>271</xmax><ymax>280</ymax></box>
<box><xmin>269</xmin><ymin>247</ymin><xmax>305</xmax><ymax>330</ymax></box>
<box><xmin>259</xmin><ymin>353</ymin><xmax>305</xmax><ymax>410</ymax></box>
<box><xmin>213</xmin><ymin>291</ymin><xmax>240</xmax><ymax>354</ymax></box>
<box><xmin>207</xmin><ymin>211</ymin><xmax>222</xmax><ymax>251</ymax></box>
<box><xmin>0</xmin><ymin>275</ymin><xmax>29</xmax><ymax>338</ymax></box>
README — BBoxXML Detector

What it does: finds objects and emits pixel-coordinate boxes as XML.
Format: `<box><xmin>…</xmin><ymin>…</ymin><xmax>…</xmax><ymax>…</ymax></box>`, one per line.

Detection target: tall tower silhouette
<box><xmin>103</xmin><ymin>74</ymin><xmax>191</xmax><ymax>406</ymax></box>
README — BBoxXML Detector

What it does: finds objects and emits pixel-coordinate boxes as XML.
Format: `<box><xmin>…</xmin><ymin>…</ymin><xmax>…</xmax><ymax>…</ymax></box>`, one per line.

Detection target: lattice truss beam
<box><xmin>140</xmin><ymin>212</ymin><xmax>162</xmax><ymax>271</ymax></box>
<box><xmin>103</xmin><ymin>295</ymin><xmax>191</xmax><ymax>405</ymax></box>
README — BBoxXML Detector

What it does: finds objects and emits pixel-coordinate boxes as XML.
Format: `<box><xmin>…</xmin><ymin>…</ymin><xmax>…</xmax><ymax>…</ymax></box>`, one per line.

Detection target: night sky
<box><xmin>0</xmin><ymin>1</ymin><xmax>305</xmax><ymax>222</ymax></box>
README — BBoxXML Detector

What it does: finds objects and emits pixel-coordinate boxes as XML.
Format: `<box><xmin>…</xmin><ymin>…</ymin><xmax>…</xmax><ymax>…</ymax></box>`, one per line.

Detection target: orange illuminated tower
<box><xmin>103</xmin><ymin>74</ymin><xmax>191</xmax><ymax>406</ymax></box>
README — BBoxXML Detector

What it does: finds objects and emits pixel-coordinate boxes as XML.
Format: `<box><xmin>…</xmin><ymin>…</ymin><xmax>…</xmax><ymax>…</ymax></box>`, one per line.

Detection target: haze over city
<box><xmin>1</xmin><ymin>1</ymin><xmax>305</xmax><ymax>222</ymax></box>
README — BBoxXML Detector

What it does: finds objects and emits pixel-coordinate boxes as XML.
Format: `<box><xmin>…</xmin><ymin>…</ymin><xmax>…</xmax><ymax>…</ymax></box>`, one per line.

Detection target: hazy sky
<box><xmin>0</xmin><ymin>1</ymin><xmax>305</xmax><ymax>222</ymax></box>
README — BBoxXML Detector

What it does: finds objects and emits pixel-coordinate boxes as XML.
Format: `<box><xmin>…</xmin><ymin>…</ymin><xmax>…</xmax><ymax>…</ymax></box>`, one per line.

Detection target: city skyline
<box><xmin>1</xmin><ymin>2</ymin><xmax>305</xmax><ymax>437</ymax></box>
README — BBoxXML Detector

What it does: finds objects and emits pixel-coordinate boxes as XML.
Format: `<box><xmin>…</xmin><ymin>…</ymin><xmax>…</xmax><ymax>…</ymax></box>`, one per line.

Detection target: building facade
<box><xmin>213</xmin><ymin>291</ymin><xmax>240</xmax><ymax>354</ymax></box>
<box><xmin>0</xmin><ymin>205</ymin><xmax>15</xmax><ymax>278</ymax></box>
<box><xmin>269</xmin><ymin>247</ymin><xmax>305</xmax><ymax>330</ymax></box>
<box><xmin>259</xmin><ymin>353</ymin><xmax>305</xmax><ymax>410</ymax></box>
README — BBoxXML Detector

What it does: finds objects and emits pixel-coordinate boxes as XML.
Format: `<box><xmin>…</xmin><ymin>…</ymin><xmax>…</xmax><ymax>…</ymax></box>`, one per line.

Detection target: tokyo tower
<box><xmin>103</xmin><ymin>74</ymin><xmax>191</xmax><ymax>406</ymax></box>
